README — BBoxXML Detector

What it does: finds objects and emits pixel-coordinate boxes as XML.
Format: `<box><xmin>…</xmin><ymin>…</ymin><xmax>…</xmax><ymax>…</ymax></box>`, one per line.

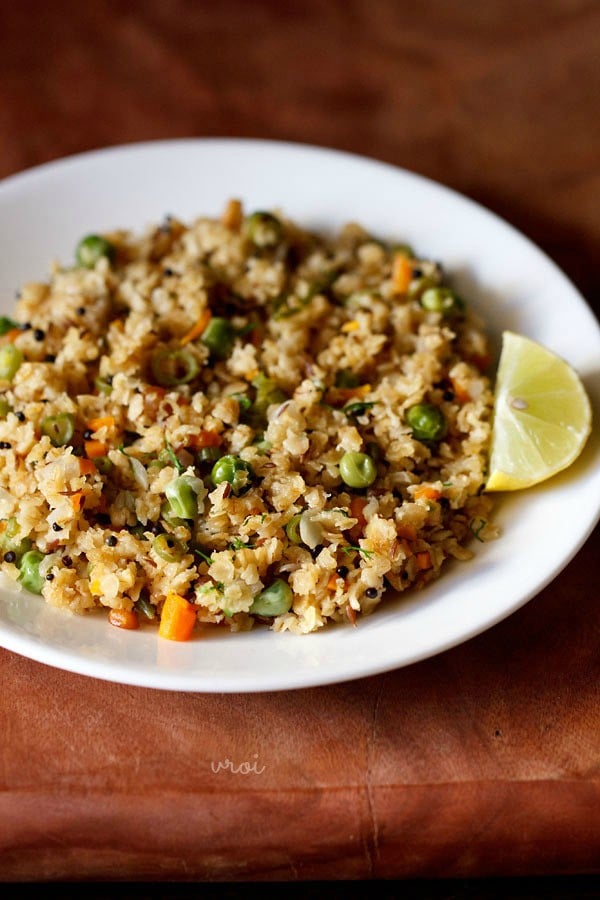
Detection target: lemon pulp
<box><xmin>485</xmin><ymin>331</ymin><xmax>592</xmax><ymax>491</ymax></box>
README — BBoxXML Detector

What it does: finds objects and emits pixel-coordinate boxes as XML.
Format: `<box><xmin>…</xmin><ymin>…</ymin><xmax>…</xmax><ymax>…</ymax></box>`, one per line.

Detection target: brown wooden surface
<box><xmin>0</xmin><ymin>0</ymin><xmax>599</xmax><ymax>883</ymax></box>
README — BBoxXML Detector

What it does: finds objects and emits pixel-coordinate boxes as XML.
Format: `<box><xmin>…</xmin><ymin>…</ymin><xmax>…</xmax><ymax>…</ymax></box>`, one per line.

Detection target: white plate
<box><xmin>0</xmin><ymin>138</ymin><xmax>598</xmax><ymax>692</ymax></box>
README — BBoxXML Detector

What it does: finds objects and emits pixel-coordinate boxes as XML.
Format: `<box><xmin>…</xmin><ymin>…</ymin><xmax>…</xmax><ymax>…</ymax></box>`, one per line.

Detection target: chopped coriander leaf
<box><xmin>341</xmin><ymin>545</ymin><xmax>374</xmax><ymax>559</ymax></box>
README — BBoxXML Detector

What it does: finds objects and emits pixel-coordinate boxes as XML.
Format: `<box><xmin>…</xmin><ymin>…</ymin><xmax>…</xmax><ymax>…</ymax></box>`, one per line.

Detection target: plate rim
<box><xmin>0</xmin><ymin>136</ymin><xmax>598</xmax><ymax>692</ymax></box>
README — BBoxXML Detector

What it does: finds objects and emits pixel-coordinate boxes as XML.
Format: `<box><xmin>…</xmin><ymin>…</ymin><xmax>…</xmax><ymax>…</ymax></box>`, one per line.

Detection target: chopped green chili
<box><xmin>201</xmin><ymin>317</ymin><xmax>236</xmax><ymax>359</ymax></box>
<box><xmin>151</xmin><ymin>348</ymin><xmax>199</xmax><ymax>386</ymax></box>
<box><xmin>135</xmin><ymin>594</ymin><xmax>156</xmax><ymax>620</ymax></box>
<box><xmin>152</xmin><ymin>533</ymin><xmax>187</xmax><ymax>562</ymax></box>
<box><xmin>285</xmin><ymin>514</ymin><xmax>302</xmax><ymax>544</ymax></box>
<box><xmin>420</xmin><ymin>287</ymin><xmax>465</xmax><ymax>316</ymax></box>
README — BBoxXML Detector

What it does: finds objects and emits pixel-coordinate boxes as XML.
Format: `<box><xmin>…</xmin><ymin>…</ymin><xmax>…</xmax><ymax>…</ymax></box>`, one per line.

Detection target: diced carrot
<box><xmin>391</xmin><ymin>252</ymin><xmax>413</xmax><ymax>295</ymax></box>
<box><xmin>341</xmin><ymin>320</ymin><xmax>360</xmax><ymax>333</ymax></box>
<box><xmin>0</xmin><ymin>328</ymin><xmax>23</xmax><ymax>344</ymax></box>
<box><xmin>325</xmin><ymin>383</ymin><xmax>372</xmax><ymax>406</ymax></box>
<box><xmin>250</xmin><ymin>325</ymin><xmax>265</xmax><ymax>349</ymax></box>
<box><xmin>87</xmin><ymin>415</ymin><xmax>115</xmax><ymax>432</ymax></box>
<box><xmin>349</xmin><ymin>496</ymin><xmax>368</xmax><ymax>541</ymax></box>
<box><xmin>327</xmin><ymin>573</ymin><xmax>340</xmax><ymax>591</ymax></box>
<box><xmin>450</xmin><ymin>377</ymin><xmax>471</xmax><ymax>404</ymax></box>
<box><xmin>350</xmin><ymin>496</ymin><xmax>368</xmax><ymax>526</ymax></box>
<box><xmin>348</xmin><ymin>383</ymin><xmax>371</xmax><ymax>399</ymax></box>
<box><xmin>396</xmin><ymin>523</ymin><xmax>417</xmax><ymax>541</ymax></box>
<box><xmin>85</xmin><ymin>439</ymin><xmax>109</xmax><ymax>458</ymax></box>
<box><xmin>158</xmin><ymin>591</ymin><xmax>197</xmax><ymax>641</ymax></box>
<box><xmin>415</xmin><ymin>551</ymin><xmax>432</xmax><ymax>570</ymax></box>
<box><xmin>469</xmin><ymin>352</ymin><xmax>492</xmax><ymax>372</ymax></box>
<box><xmin>180</xmin><ymin>309</ymin><xmax>212</xmax><ymax>346</ymax></box>
<box><xmin>78</xmin><ymin>457</ymin><xmax>97</xmax><ymax>476</ymax></box>
<box><xmin>108</xmin><ymin>608</ymin><xmax>139</xmax><ymax>630</ymax></box>
<box><xmin>188</xmin><ymin>430</ymin><xmax>222</xmax><ymax>450</ymax></box>
<box><xmin>221</xmin><ymin>198</ymin><xmax>243</xmax><ymax>231</ymax></box>
<box><xmin>400</xmin><ymin>539</ymin><xmax>413</xmax><ymax>558</ymax></box>
<box><xmin>413</xmin><ymin>485</ymin><xmax>442</xmax><ymax>502</ymax></box>
<box><xmin>69</xmin><ymin>491</ymin><xmax>85</xmax><ymax>511</ymax></box>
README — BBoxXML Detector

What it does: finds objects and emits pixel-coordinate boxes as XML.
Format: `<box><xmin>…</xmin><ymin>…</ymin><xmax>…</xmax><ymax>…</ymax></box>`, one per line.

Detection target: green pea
<box><xmin>339</xmin><ymin>451</ymin><xmax>377</xmax><ymax>489</ymax></box>
<box><xmin>245</xmin><ymin>211</ymin><xmax>283</xmax><ymax>248</ymax></box>
<box><xmin>75</xmin><ymin>234</ymin><xmax>115</xmax><ymax>268</ymax></box>
<box><xmin>40</xmin><ymin>412</ymin><xmax>75</xmax><ymax>447</ymax></box>
<box><xmin>151</xmin><ymin>348</ymin><xmax>199</xmax><ymax>386</ymax></box>
<box><xmin>211</xmin><ymin>455</ymin><xmax>254</xmax><ymax>495</ymax></box>
<box><xmin>165</xmin><ymin>475</ymin><xmax>200</xmax><ymax>519</ymax></box>
<box><xmin>285</xmin><ymin>514</ymin><xmax>302</xmax><ymax>544</ymax></box>
<box><xmin>0</xmin><ymin>316</ymin><xmax>19</xmax><ymax>335</ymax></box>
<box><xmin>250</xmin><ymin>578</ymin><xmax>293</xmax><ymax>617</ymax></box>
<box><xmin>18</xmin><ymin>549</ymin><xmax>46</xmax><ymax>594</ymax></box>
<box><xmin>152</xmin><ymin>533</ymin><xmax>187</xmax><ymax>562</ymax></box>
<box><xmin>0</xmin><ymin>398</ymin><xmax>11</xmax><ymax>418</ymax></box>
<box><xmin>0</xmin><ymin>344</ymin><xmax>23</xmax><ymax>381</ymax></box>
<box><xmin>405</xmin><ymin>403</ymin><xmax>447</xmax><ymax>442</ymax></box>
<box><xmin>201</xmin><ymin>317</ymin><xmax>235</xmax><ymax>359</ymax></box>
<box><xmin>420</xmin><ymin>287</ymin><xmax>464</xmax><ymax>316</ymax></box>
<box><xmin>159</xmin><ymin>501</ymin><xmax>186</xmax><ymax>530</ymax></box>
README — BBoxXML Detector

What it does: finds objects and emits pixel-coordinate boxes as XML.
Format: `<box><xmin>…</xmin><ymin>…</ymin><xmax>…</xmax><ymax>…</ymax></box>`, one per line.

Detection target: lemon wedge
<box><xmin>485</xmin><ymin>331</ymin><xmax>592</xmax><ymax>491</ymax></box>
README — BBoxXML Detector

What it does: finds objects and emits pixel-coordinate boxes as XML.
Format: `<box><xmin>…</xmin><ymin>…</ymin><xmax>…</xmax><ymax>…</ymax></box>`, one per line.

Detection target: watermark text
<box><xmin>211</xmin><ymin>753</ymin><xmax>266</xmax><ymax>775</ymax></box>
